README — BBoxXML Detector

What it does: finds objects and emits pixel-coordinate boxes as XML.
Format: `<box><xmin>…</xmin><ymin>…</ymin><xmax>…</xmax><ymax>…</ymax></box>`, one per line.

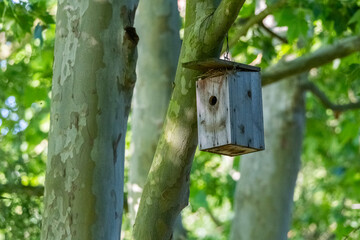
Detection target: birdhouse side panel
<box><xmin>227</xmin><ymin>71</ymin><xmax>264</xmax><ymax>152</ymax></box>
<box><xmin>249</xmin><ymin>71</ymin><xmax>265</xmax><ymax>149</ymax></box>
<box><xmin>196</xmin><ymin>76</ymin><xmax>231</xmax><ymax>151</ymax></box>
<box><xmin>228</xmin><ymin>72</ymin><xmax>254</xmax><ymax>148</ymax></box>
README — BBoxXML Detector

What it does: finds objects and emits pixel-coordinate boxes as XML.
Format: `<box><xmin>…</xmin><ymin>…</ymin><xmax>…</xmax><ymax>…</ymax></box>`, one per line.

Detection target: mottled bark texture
<box><xmin>133</xmin><ymin>1</ymin><xmax>245</xmax><ymax>239</ymax></box>
<box><xmin>128</xmin><ymin>0</ymin><xmax>181</xmax><ymax>223</ymax></box>
<box><xmin>129</xmin><ymin>0</ymin><xmax>186</xmax><ymax>238</ymax></box>
<box><xmin>230</xmin><ymin>75</ymin><xmax>306</xmax><ymax>240</ymax></box>
<box><xmin>41</xmin><ymin>1</ymin><xmax>138</xmax><ymax>239</ymax></box>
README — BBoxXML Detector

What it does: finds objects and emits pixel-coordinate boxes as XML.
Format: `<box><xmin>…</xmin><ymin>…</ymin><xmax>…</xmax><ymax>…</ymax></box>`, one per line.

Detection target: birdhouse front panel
<box><xmin>196</xmin><ymin>75</ymin><xmax>231</xmax><ymax>151</ymax></box>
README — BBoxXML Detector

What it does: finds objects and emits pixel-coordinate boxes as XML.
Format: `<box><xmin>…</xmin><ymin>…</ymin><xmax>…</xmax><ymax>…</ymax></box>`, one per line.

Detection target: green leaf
<box><xmin>274</xmin><ymin>8</ymin><xmax>309</xmax><ymax>43</ymax></box>
<box><xmin>194</xmin><ymin>190</ymin><xmax>208</xmax><ymax>209</ymax></box>
<box><xmin>339</xmin><ymin>122</ymin><xmax>358</xmax><ymax>146</ymax></box>
<box><xmin>348</xmin><ymin>9</ymin><xmax>360</xmax><ymax>25</ymax></box>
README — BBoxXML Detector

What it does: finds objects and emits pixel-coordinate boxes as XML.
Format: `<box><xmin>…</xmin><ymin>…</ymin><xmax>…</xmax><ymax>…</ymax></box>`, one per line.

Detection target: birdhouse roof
<box><xmin>182</xmin><ymin>58</ymin><xmax>260</xmax><ymax>72</ymax></box>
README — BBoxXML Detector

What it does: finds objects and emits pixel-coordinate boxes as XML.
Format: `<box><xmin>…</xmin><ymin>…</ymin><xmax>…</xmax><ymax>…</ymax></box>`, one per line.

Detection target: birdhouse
<box><xmin>183</xmin><ymin>58</ymin><xmax>265</xmax><ymax>156</ymax></box>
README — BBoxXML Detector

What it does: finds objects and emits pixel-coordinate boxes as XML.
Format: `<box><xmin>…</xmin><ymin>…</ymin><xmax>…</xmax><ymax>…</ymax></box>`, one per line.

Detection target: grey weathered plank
<box><xmin>230</xmin><ymin>72</ymin><xmax>252</xmax><ymax>148</ymax></box>
<box><xmin>183</xmin><ymin>58</ymin><xmax>260</xmax><ymax>72</ymax></box>
<box><xmin>250</xmin><ymin>72</ymin><xmax>265</xmax><ymax>150</ymax></box>
<box><xmin>196</xmin><ymin>75</ymin><xmax>230</xmax><ymax>150</ymax></box>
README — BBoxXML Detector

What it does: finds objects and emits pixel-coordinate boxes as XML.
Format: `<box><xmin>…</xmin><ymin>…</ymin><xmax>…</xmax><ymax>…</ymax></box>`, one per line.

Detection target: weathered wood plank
<box><xmin>250</xmin><ymin>72</ymin><xmax>265</xmax><ymax>150</ymax></box>
<box><xmin>183</xmin><ymin>58</ymin><xmax>260</xmax><ymax>72</ymax></box>
<box><xmin>231</xmin><ymin>72</ymin><xmax>254</xmax><ymax>149</ymax></box>
<box><xmin>196</xmin><ymin>75</ymin><xmax>230</xmax><ymax>150</ymax></box>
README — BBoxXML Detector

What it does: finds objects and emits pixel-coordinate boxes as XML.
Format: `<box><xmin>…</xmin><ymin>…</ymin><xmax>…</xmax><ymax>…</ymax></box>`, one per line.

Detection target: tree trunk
<box><xmin>133</xmin><ymin>1</ymin><xmax>246</xmax><ymax>239</ymax></box>
<box><xmin>128</xmin><ymin>0</ymin><xmax>181</xmax><ymax>223</ymax></box>
<box><xmin>129</xmin><ymin>0</ymin><xmax>186</xmax><ymax>238</ymax></box>
<box><xmin>230</xmin><ymin>74</ymin><xmax>306</xmax><ymax>240</ymax></box>
<box><xmin>41</xmin><ymin>1</ymin><xmax>138</xmax><ymax>239</ymax></box>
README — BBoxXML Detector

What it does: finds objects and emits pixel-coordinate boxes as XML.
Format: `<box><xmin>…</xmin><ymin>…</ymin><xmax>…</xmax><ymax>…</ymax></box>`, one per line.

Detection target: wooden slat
<box><xmin>250</xmin><ymin>72</ymin><xmax>265</xmax><ymax>150</ymax></box>
<box><xmin>196</xmin><ymin>75</ymin><xmax>231</xmax><ymax>150</ymax></box>
<box><xmin>229</xmin><ymin>72</ymin><xmax>254</xmax><ymax>148</ymax></box>
<box><xmin>183</xmin><ymin>58</ymin><xmax>260</xmax><ymax>72</ymax></box>
<box><xmin>202</xmin><ymin>144</ymin><xmax>257</xmax><ymax>156</ymax></box>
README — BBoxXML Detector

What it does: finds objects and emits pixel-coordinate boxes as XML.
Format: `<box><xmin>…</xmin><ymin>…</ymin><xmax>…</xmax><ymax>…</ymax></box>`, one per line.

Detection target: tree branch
<box><xmin>259</xmin><ymin>21</ymin><xmax>288</xmax><ymax>44</ymax></box>
<box><xmin>205</xmin><ymin>0</ymin><xmax>246</xmax><ymax>48</ymax></box>
<box><xmin>301</xmin><ymin>81</ymin><xmax>360</xmax><ymax>112</ymax></box>
<box><xmin>0</xmin><ymin>184</ymin><xmax>44</xmax><ymax>197</ymax></box>
<box><xmin>262</xmin><ymin>35</ymin><xmax>360</xmax><ymax>86</ymax></box>
<box><xmin>228</xmin><ymin>0</ymin><xmax>286</xmax><ymax>48</ymax></box>
<box><xmin>205</xmin><ymin>207</ymin><xmax>223</xmax><ymax>227</ymax></box>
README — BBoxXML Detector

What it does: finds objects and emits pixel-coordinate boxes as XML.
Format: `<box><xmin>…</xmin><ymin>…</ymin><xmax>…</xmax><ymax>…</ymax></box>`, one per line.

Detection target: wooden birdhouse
<box><xmin>183</xmin><ymin>58</ymin><xmax>265</xmax><ymax>156</ymax></box>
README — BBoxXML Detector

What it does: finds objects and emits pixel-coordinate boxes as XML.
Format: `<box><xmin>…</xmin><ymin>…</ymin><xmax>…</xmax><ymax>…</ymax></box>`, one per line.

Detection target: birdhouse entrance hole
<box><xmin>183</xmin><ymin>58</ymin><xmax>265</xmax><ymax>157</ymax></box>
<box><xmin>209</xmin><ymin>96</ymin><xmax>217</xmax><ymax>105</ymax></box>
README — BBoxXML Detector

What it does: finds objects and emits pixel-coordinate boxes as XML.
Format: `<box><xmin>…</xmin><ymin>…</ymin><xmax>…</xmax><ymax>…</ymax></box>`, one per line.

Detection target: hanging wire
<box><xmin>224</xmin><ymin>32</ymin><xmax>230</xmax><ymax>60</ymax></box>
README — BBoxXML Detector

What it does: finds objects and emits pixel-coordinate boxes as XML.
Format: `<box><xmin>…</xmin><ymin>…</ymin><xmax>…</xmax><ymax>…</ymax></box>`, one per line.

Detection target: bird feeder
<box><xmin>183</xmin><ymin>58</ymin><xmax>265</xmax><ymax>156</ymax></box>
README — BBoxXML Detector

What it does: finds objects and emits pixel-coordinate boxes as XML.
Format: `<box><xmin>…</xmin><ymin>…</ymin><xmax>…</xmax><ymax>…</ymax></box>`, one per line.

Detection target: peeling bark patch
<box><xmin>112</xmin><ymin>133</ymin><xmax>122</xmax><ymax>165</ymax></box>
<box><xmin>71</xmin><ymin>18</ymin><xmax>80</xmax><ymax>37</ymax></box>
<box><xmin>181</xmin><ymin>76</ymin><xmax>188</xmax><ymax>95</ymax></box>
<box><xmin>116</xmin><ymin>76</ymin><xmax>122</xmax><ymax>93</ymax></box>
<box><xmin>70</xmin><ymin>112</ymin><xmax>80</xmax><ymax>130</ymax></box>
<box><xmin>169</xmin><ymin>102</ymin><xmax>180</xmax><ymax>118</ymax></box>
<box><xmin>124</xmin><ymin>26</ymin><xmax>139</xmax><ymax>46</ymax></box>
<box><xmin>146</xmin><ymin>196</ymin><xmax>152</xmax><ymax>205</ymax></box>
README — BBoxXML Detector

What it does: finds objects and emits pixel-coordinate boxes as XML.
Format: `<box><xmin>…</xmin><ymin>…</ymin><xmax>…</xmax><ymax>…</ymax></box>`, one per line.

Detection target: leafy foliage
<box><xmin>0</xmin><ymin>0</ymin><xmax>55</xmax><ymax>238</ymax></box>
<box><xmin>291</xmin><ymin>53</ymin><xmax>360</xmax><ymax>239</ymax></box>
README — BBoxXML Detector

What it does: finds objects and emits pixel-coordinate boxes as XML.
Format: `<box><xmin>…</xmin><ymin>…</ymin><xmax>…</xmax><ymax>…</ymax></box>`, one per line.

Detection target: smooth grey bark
<box><xmin>128</xmin><ymin>0</ymin><xmax>181</xmax><ymax>222</ymax></box>
<box><xmin>128</xmin><ymin>0</ymin><xmax>186</xmax><ymax>238</ymax></box>
<box><xmin>230</xmin><ymin>75</ymin><xmax>306</xmax><ymax>240</ymax></box>
<box><xmin>41</xmin><ymin>1</ymin><xmax>138</xmax><ymax>239</ymax></box>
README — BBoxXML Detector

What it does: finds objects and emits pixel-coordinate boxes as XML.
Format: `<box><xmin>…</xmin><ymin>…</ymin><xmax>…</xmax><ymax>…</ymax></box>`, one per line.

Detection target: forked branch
<box><xmin>205</xmin><ymin>0</ymin><xmax>246</xmax><ymax>48</ymax></box>
<box><xmin>259</xmin><ymin>21</ymin><xmax>288</xmax><ymax>44</ymax></box>
<box><xmin>228</xmin><ymin>0</ymin><xmax>286</xmax><ymax>48</ymax></box>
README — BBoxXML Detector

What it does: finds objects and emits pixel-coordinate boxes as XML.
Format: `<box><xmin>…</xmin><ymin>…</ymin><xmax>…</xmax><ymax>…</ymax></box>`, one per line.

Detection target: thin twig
<box><xmin>259</xmin><ymin>21</ymin><xmax>288</xmax><ymax>44</ymax></box>
<box><xmin>227</xmin><ymin>0</ymin><xmax>286</xmax><ymax>49</ymax></box>
<box><xmin>302</xmin><ymin>81</ymin><xmax>360</xmax><ymax>112</ymax></box>
<box><xmin>205</xmin><ymin>207</ymin><xmax>223</xmax><ymax>227</ymax></box>
<box><xmin>262</xmin><ymin>35</ymin><xmax>360</xmax><ymax>85</ymax></box>
<box><xmin>343</xmin><ymin>226</ymin><xmax>360</xmax><ymax>240</ymax></box>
